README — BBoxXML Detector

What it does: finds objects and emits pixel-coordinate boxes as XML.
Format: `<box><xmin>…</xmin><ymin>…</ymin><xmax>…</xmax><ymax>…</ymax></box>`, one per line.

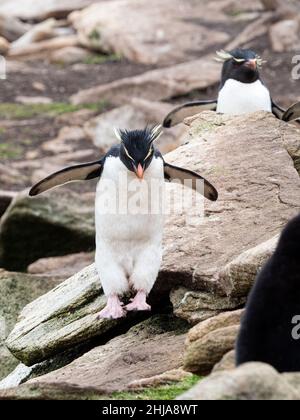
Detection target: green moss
<box><xmin>0</xmin><ymin>102</ymin><xmax>108</xmax><ymax>120</ymax></box>
<box><xmin>191</xmin><ymin>118</ymin><xmax>225</xmax><ymax>137</ymax></box>
<box><xmin>89</xmin><ymin>29</ymin><xmax>101</xmax><ymax>42</ymax></box>
<box><xmin>84</xmin><ymin>53</ymin><xmax>121</xmax><ymax>65</ymax></box>
<box><xmin>109</xmin><ymin>375</ymin><xmax>201</xmax><ymax>400</ymax></box>
<box><xmin>0</xmin><ymin>143</ymin><xmax>22</xmax><ymax>159</ymax></box>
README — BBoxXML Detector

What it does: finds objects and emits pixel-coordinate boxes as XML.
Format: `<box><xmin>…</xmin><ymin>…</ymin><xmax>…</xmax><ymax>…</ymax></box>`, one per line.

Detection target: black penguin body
<box><xmin>236</xmin><ymin>214</ymin><xmax>300</xmax><ymax>372</ymax></box>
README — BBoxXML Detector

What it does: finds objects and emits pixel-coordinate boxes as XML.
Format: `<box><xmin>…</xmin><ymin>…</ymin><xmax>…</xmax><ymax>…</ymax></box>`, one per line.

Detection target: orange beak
<box><xmin>245</xmin><ymin>59</ymin><xmax>257</xmax><ymax>70</ymax></box>
<box><xmin>135</xmin><ymin>163</ymin><xmax>144</xmax><ymax>179</ymax></box>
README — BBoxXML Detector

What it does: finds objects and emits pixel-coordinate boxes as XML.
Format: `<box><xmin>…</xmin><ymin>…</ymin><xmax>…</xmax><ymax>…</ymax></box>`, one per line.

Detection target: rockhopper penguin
<box><xmin>163</xmin><ymin>49</ymin><xmax>300</xmax><ymax>127</ymax></box>
<box><xmin>236</xmin><ymin>214</ymin><xmax>300</xmax><ymax>372</ymax></box>
<box><xmin>29</xmin><ymin>126</ymin><xmax>218</xmax><ymax>319</ymax></box>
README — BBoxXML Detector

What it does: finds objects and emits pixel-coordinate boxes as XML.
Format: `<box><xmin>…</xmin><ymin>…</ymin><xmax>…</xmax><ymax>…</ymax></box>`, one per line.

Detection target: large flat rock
<box><xmin>71</xmin><ymin>55</ymin><xmax>221</xmax><ymax>105</ymax></box>
<box><xmin>0</xmin><ymin>0</ymin><xmax>99</xmax><ymax>21</ymax></box>
<box><xmin>69</xmin><ymin>0</ymin><xmax>230</xmax><ymax>65</ymax></box>
<box><xmin>0</xmin><ymin>270</ymin><xmax>61</xmax><ymax>380</ymax></box>
<box><xmin>4</xmin><ymin>315</ymin><xmax>187</xmax><ymax>398</ymax></box>
<box><xmin>162</xmin><ymin>111</ymin><xmax>300</xmax><ymax>296</ymax></box>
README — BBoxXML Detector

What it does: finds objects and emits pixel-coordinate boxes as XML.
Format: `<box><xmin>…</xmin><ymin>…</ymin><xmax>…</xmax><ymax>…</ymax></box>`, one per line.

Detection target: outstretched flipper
<box><xmin>282</xmin><ymin>102</ymin><xmax>300</xmax><ymax>122</ymax></box>
<box><xmin>272</xmin><ymin>101</ymin><xmax>285</xmax><ymax>120</ymax></box>
<box><xmin>29</xmin><ymin>160</ymin><xmax>103</xmax><ymax>196</ymax></box>
<box><xmin>163</xmin><ymin>100</ymin><xmax>218</xmax><ymax>128</ymax></box>
<box><xmin>164</xmin><ymin>162</ymin><xmax>218</xmax><ymax>202</ymax></box>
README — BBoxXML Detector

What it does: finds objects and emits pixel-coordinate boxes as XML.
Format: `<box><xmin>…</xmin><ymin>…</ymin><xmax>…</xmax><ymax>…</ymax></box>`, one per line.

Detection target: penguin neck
<box><xmin>220</xmin><ymin>72</ymin><xmax>260</xmax><ymax>90</ymax></box>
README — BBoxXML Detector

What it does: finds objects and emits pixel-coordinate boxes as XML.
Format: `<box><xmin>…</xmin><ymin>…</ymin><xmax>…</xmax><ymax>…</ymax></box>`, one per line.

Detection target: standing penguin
<box><xmin>29</xmin><ymin>126</ymin><xmax>218</xmax><ymax>319</ymax></box>
<box><xmin>236</xmin><ymin>214</ymin><xmax>300</xmax><ymax>372</ymax></box>
<box><xmin>163</xmin><ymin>48</ymin><xmax>300</xmax><ymax>127</ymax></box>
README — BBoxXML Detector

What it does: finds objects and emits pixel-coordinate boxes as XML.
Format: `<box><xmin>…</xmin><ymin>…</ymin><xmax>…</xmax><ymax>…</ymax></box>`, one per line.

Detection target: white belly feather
<box><xmin>217</xmin><ymin>79</ymin><xmax>272</xmax><ymax>115</ymax></box>
<box><xmin>95</xmin><ymin>156</ymin><xmax>165</xmax><ymax>296</ymax></box>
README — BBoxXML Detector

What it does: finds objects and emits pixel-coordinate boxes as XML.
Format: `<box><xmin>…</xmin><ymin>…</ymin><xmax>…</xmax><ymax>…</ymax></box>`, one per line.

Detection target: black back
<box><xmin>236</xmin><ymin>214</ymin><xmax>300</xmax><ymax>372</ymax></box>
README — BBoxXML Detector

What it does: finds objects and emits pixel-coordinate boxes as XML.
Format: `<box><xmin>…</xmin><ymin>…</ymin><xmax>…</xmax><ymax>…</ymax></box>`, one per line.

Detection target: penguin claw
<box><xmin>97</xmin><ymin>306</ymin><xmax>125</xmax><ymax>320</ymax></box>
<box><xmin>97</xmin><ymin>295</ymin><xmax>126</xmax><ymax>320</ymax></box>
<box><xmin>125</xmin><ymin>291</ymin><xmax>151</xmax><ymax>312</ymax></box>
<box><xmin>125</xmin><ymin>302</ymin><xmax>151</xmax><ymax>312</ymax></box>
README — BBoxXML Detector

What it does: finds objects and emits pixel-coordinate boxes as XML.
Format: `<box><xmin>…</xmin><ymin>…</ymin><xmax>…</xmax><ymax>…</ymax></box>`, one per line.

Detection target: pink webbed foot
<box><xmin>125</xmin><ymin>290</ymin><xmax>151</xmax><ymax>312</ymax></box>
<box><xmin>97</xmin><ymin>295</ymin><xmax>126</xmax><ymax>320</ymax></box>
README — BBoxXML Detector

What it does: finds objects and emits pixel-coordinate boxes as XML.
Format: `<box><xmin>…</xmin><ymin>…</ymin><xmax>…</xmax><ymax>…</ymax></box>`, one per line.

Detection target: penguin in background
<box><xmin>163</xmin><ymin>48</ymin><xmax>300</xmax><ymax>127</ymax></box>
<box><xmin>236</xmin><ymin>214</ymin><xmax>300</xmax><ymax>373</ymax></box>
<box><xmin>30</xmin><ymin>126</ymin><xmax>218</xmax><ymax>319</ymax></box>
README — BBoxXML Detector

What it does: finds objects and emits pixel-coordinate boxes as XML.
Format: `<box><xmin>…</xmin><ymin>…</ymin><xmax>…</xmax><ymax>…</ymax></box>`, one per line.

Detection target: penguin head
<box><xmin>115</xmin><ymin>125</ymin><xmax>163</xmax><ymax>179</ymax></box>
<box><xmin>216</xmin><ymin>48</ymin><xmax>265</xmax><ymax>86</ymax></box>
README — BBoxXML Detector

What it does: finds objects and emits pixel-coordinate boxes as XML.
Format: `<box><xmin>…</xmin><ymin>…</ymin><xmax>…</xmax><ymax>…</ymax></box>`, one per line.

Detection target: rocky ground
<box><xmin>1</xmin><ymin>0</ymin><xmax>300</xmax><ymax>400</ymax></box>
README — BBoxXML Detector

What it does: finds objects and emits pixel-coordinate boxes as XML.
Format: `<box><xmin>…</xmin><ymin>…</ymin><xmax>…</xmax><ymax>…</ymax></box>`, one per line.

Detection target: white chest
<box><xmin>95</xmin><ymin>156</ymin><xmax>165</xmax><ymax>245</ymax></box>
<box><xmin>217</xmin><ymin>79</ymin><xmax>272</xmax><ymax>115</ymax></box>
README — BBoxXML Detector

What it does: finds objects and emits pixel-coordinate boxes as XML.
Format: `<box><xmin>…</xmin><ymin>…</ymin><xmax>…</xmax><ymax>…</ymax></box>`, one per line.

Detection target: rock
<box><xmin>186</xmin><ymin>309</ymin><xmax>244</xmax><ymax>345</ymax></box>
<box><xmin>6</xmin><ymin>111</ymin><xmax>300</xmax><ymax>365</ymax></box>
<box><xmin>184</xmin><ymin>325</ymin><xmax>240</xmax><ymax>375</ymax></box>
<box><xmin>170</xmin><ymin>288</ymin><xmax>245</xmax><ymax>325</ymax></box>
<box><xmin>0</xmin><ymin>0</ymin><xmax>99</xmax><ymax>21</ymax></box>
<box><xmin>270</xmin><ymin>19</ymin><xmax>300</xmax><ymax>52</ymax></box>
<box><xmin>8</xmin><ymin>35</ymin><xmax>79</xmax><ymax>60</ymax></box>
<box><xmin>178</xmin><ymin>363</ymin><xmax>300</xmax><ymax>400</ymax></box>
<box><xmin>283</xmin><ymin>372</ymin><xmax>300</xmax><ymax>390</ymax></box>
<box><xmin>261</xmin><ymin>0</ymin><xmax>278</xmax><ymax>10</ymax></box>
<box><xmin>84</xmin><ymin>98</ymin><xmax>188</xmax><ymax>155</ymax></box>
<box><xmin>41</xmin><ymin>126</ymin><xmax>86</xmax><ymax>154</ymax></box>
<box><xmin>128</xmin><ymin>369</ymin><xmax>192</xmax><ymax>390</ymax></box>
<box><xmin>32</xmin><ymin>82</ymin><xmax>46</xmax><ymax>93</ymax></box>
<box><xmin>69</xmin><ymin>0</ymin><xmax>230</xmax><ymax>65</ymax></box>
<box><xmin>212</xmin><ymin>350</ymin><xmax>236</xmax><ymax>373</ymax></box>
<box><xmin>0</xmin><ymin>14</ymin><xmax>30</xmax><ymax>42</ymax></box>
<box><xmin>0</xmin><ymin>270</ymin><xmax>61</xmax><ymax>380</ymax></box>
<box><xmin>0</xmin><ymin>190</ymin><xmax>17</xmax><ymax>218</ymax></box>
<box><xmin>217</xmin><ymin>235</ymin><xmax>279</xmax><ymax>298</ymax></box>
<box><xmin>0</xmin><ymin>382</ymin><xmax>103</xmax><ymax>400</ymax></box>
<box><xmin>225</xmin><ymin>13</ymin><xmax>272</xmax><ymax>51</ymax></box>
<box><xmin>71</xmin><ymin>55</ymin><xmax>221</xmax><ymax>105</ymax></box>
<box><xmin>0</xmin><ymin>163</ymin><xmax>26</xmax><ymax>188</ymax></box>
<box><xmin>0</xmin><ymin>364</ymin><xmax>33</xmax><ymax>390</ymax></box>
<box><xmin>55</xmin><ymin>108</ymin><xmax>97</xmax><ymax>126</ymax></box>
<box><xmin>0</xmin><ymin>36</ymin><xmax>9</xmax><ymax>55</ymax></box>
<box><xmin>0</xmin><ymin>189</ymin><xmax>95</xmax><ymax>271</ymax></box>
<box><xmin>5</xmin><ymin>265</ymin><xmax>117</xmax><ymax>365</ymax></box>
<box><xmin>49</xmin><ymin>46</ymin><xmax>90</xmax><ymax>65</ymax></box>
<box><xmin>28</xmin><ymin>252</ymin><xmax>94</xmax><ymax>277</ymax></box>
<box><xmin>28</xmin><ymin>149</ymin><xmax>96</xmax><ymax>183</ymax></box>
<box><xmin>15</xmin><ymin>96</ymin><xmax>53</xmax><ymax>105</ymax></box>
<box><xmin>160</xmin><ymin>112</ymin><xmax>300</xmax><ymax>300</ymax></box>
<box><xmin>16</xmin><ymin>316</ymin><xmax>187</xmax><ymax>394</ymax></box>
<box><xmin>10</xmin><ymin>19</ymin><xmax>58</xmax><ymax>50</ymax></box>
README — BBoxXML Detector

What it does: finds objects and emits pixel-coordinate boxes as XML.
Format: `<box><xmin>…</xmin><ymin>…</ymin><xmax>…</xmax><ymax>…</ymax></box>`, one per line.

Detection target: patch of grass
<box><xmin>0</xmin><ymin>102</ymin><xmax>108</xmax><ymax>120</ymax></box>
<box><xmin>0</xmin><ymin>143</ymin><xmax>22</xmax><ymax>159</ymax></box>
<box><xmin>109</xmin><ymin>375</ymin><xmax>201</xmax><ymax>401</ymax></box>
<box><xmin>84</xmin><ymin>53</ymin><xmax>122</xmax><ymax>65</ymax></box>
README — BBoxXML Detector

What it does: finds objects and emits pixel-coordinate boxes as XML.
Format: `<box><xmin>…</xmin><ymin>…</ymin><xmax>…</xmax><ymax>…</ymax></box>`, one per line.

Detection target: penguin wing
<box><xmin>281</xmin><ymin>101</ymin><xmax>300</xmax><ymax>122</ymax></box>
<box><xmin>163</xmin><ymin>100</ymin><xmax>218</xmax><ymax>128</ymax></box>
<box><xmin>163</xmin><ymin>162</ymin><xmax>218</xmax><ymax>202</ymax></box>
<box><xmin>272</xmin><ymin>101</ymin><xmax>285</xmax><ymax>119</ymax></box>
<box><xmin>29</xmin><ymin>159</ymin><xmax>103</xmax><ymax>196</ymax></box>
